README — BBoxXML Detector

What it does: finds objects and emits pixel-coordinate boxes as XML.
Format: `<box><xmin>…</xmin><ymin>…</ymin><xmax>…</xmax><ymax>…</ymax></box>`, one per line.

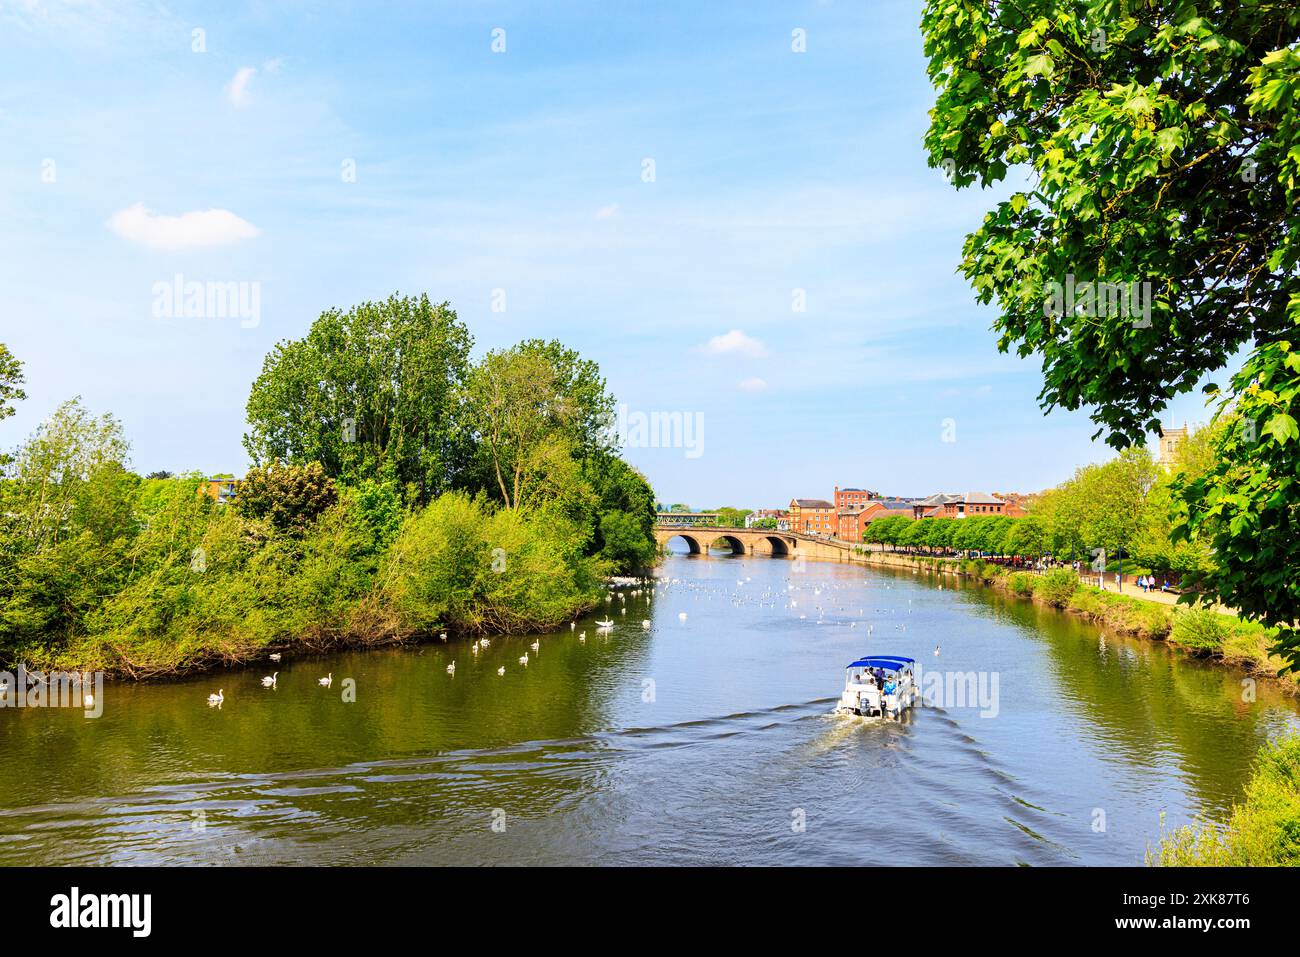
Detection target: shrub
<box><xmin>235</xmin><ymin>460</ymin><xmax>338</xmax><ymax>534</ymax></box>
<box><xmin>1008</xmin><ymin>572</ymin><xmax>1036</xmax><ymax>597</ymax></box>
<box><xmin>1035</xmin><ymin>568</ymin><xmax>1080</xmax><ymax>608</ymax></box>
<box><xmin>1153</xmin><ymin>735</ymin><xmax>1300</xmax><ymax>866</ymax></box>
<box><xmin>380</xmin><ymin>492</ymin><xmax>602</xmax><ymax>636</ymax></box>
<box><xmin>1170</xmin><ymin>606</ymin><xmax>1231</xmax><ymax>653</ymax></box>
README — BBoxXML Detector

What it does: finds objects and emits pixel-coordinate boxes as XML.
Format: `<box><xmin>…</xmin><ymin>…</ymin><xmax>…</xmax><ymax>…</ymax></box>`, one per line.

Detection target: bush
<box><xmin>1035</xmin><ymin>568</ymin><xmax>1080</xmax><ymax>608</ymax></box>
<box><xmin>1008</xmin><ymin>572</ymin><xmax>1036</xmax><ymax>597</ymax></box>
<box><xmin>380</xmin><ymin>492</ymin><xmax>602</xmax><ymax>636</ymax></box>
<box><xmin>1153</xmin><ymin>735</ymin><xmax>1300</xmax><ymax>866</ymax></box>
<box><xmin>235</xmin><ymin>460</ymin><xmax>338</xmax><ymax>534</ymax></box>
<box><xmin>1170</xmin><ymin>606</ymin><xmax>1231</xmax><ymax>653</ymax></box>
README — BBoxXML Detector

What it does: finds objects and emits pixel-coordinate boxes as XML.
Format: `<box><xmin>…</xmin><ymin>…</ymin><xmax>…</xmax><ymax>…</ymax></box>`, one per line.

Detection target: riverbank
<box><xmin>1151</xmin><ymin>734</ymin><xmax>1300</xmax><ymax>865</ymax></box>
<box><xmin>3</xmin><ymin>490</ymin><xmax>615</xmax><ymax>681</ymax></box>
<box><xmin>845</xmin><ymin>548</ymin><xmax>1298</xmax><ymax>694</ymax></box>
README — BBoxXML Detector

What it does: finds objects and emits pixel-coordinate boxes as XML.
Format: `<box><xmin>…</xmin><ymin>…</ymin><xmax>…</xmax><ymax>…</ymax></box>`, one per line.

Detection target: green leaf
<box><xmin>1262</xmin><ymin>413</ymin><xmax>1299</xmax><ymax>445</ymax></box>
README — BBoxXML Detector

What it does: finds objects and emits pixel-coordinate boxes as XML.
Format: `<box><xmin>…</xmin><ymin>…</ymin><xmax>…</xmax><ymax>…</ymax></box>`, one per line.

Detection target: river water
<box><xmin>2</xmin><ymin>547</ymin><xmax>1296</xmax><ymax>866</ymax></box>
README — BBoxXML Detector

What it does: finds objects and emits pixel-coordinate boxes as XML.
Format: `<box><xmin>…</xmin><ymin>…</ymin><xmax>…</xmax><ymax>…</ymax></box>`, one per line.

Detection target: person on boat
<box><xmin>873</xmin><ymin>667</ymin><xmax>885</xmax><ymax>688</ymax></box>
<box><xmin>883</xmin><ymin>675</ymin><xmax>897</xmax><ymax>696</ymax></box>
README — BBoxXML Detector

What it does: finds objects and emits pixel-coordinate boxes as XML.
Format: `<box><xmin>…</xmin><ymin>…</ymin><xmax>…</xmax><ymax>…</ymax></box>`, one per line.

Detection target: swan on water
<box><xmin>530</xmin><ymin>640</ymin><xmax>540</xmax><ymax>651</ymax></box>
<box><xmin>934</xmin><ymin>645</ymin><xmax>940</xmax><ymax>656</ymax></box>
<box><xmin>318</xmin><ymin>673</ymin><xmax>332</xmax><ymax>687</ymax></box>
<box><xmin>641</xmin><ymin>619</ymin><xmax>650</xmax><ymax>629</ymax></box>
<box><xmin>269</xmin><ymin>653</ymin><xmax>282</xmax><ymax>663</ymax></box>
<box><xmin>261</xmin><ymin>672</ymin><xmax>278</xmax><ymax>688</ymax></box>
<box><xmin>207</xmin><ymin>689</ymin><xmax>224</xmax><ymax>705</ymax></box>
<box><xmin>519</xmin><ymin>654</ymin><xmax>529</xmax><ymax>666</ymax></box>
<box><xmin>447</xmin><ymin>661</ymin><xmax>456</xmax><ymax>675</ymax></box>
<box><xmin>497</xmin><ymin>666</ymin><xmax>506</xmax><ymax>676</ymax></box>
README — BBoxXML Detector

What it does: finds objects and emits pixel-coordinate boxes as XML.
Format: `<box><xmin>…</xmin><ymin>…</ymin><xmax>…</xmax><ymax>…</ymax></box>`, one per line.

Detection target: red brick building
<box><xmin>833</xmin><ymin>486</ymin><xmax>880</xmax><ymax>511</ymax></box>
<box><xmin>837</xmin><ymin>498</ymin><xmax>915</xmax><ymax>542</ymax></box>
<box><xmin>912</xmin><ymin>492</ymin><xmax>1007</xmax><ymax>519</ymax></box>
<box><xmin>789</xmin><ymin>498</ymin><xmax>836</xmax><ymax>535</ymax></box>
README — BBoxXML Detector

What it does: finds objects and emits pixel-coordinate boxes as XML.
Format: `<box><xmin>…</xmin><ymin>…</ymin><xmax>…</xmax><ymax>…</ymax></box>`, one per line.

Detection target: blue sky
<box><xmin>0</xmin><ymin>0</ymin><xmax>1212</xmax><ymax>507</ymax></box>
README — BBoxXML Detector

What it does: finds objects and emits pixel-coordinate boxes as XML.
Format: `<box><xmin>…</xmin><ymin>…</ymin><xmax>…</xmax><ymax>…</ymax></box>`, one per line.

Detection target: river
<box><xmin>2</xmin><ymin>546</ymin><xmax>1296</xmax><ymax>865</ymax></box>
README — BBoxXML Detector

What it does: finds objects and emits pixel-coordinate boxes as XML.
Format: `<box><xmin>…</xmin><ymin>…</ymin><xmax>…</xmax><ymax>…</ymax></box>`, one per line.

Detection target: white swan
<box><xmin>596</xmin><ymin>618</ymin><xmax>614</xmax><ymax>628</ymax></box>
<box><xmin>578</xmin><ymin>633</ymin><xmax>586</xmax><ymax>643</ymax></box>
<box><xmin>83</xmin><ymin>693</ymin><xmax>95</xmax><ymax>708</ymax></box>
<box><xmin>261</xmin><ymin>672</ymin><xmax>278</xmax><ymax>688</ymax></box>
<box><xmin>934</xmin><ymin>645</ymin><xmax>940</xmax><ymax>657</ymax></box>
<box><xmin>518</xmin><ymin>654</ymin><xmax>529</xmax><ymax>666</ymax></box>
<box><xmin>269</xmin><ymin>653</ymin><xmax>282</xmax><ymax>663</ymax></box>
<box><xmin>497</xmin><ymin>666</ymin><xmax>506</xmax><ymax>676</ymax></box>
<box><xmin>530</xmin><ymin>640</ymin><xmax>540</xmax><ymax>652</ymax></box>
<box><xmin>207</xmin><ymin>689</ymin><xmax>224</xmax><ymax>705</ymax></box>
<box><xmin>447</xmin><ymin>661</ymin><xmax>456</xmax><ymax>675</ymax></box>
<box><xmin>318</xmin><ymin>673</ymin><xmax>332</xmax><ymax>687</ymax></box>
<box><xmin>678</xmin><ymin>612</ymin><xmax>688</xmax><ymax>621</ymax></box>
<box><xmin>641</xmin><ymin>619</ymin><xmax>651</xmax><ymax>629</ymax></box>
<box><xmin>440</xmin><ymin>632</ymin><xmax>448</xmax><ymax>642</ymax></box>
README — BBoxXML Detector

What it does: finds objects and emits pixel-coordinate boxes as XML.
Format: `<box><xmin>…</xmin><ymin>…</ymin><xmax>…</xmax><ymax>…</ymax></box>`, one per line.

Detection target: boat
<box><xmin>833</xmin><ymin>656</ymin><xmax>917</xmax><ymax>719</ymax></box>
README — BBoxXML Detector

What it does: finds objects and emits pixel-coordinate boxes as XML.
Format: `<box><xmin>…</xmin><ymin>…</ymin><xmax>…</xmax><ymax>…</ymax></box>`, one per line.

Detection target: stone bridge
<box><xmin>653</xmin><ymin>525</ymin><xmax>855</xmax><ymax>561</ymax></box>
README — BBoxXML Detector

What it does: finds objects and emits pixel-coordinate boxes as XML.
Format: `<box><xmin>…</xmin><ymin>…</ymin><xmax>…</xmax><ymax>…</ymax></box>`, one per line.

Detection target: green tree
<box><xmin>0</xmin><ymin>344</ymin><xmax>26</xmax><ymax>422</ymax></box>
<box><xmin>460</xmin><ymin>339</ymin><xmax>614</xmax><ymax>511</ymax></box>
<box><xmin>581</xmin><ymin>454</ymin><xmax>657</xmax><ymax>572</ymax></box>
<box><xmin>1</xmin><ymin>398</ymin><xmax>131</xmax><ymax>551</ymax></box>
<box><xmin>1006</xmin><ymin>515</ymin><xmax>1048</xmax><ymax>559</ymax></box>
<box><xmin>244</xmin><ymin>293</ymin><xmax>472</xmax><ymax>503</ymax></box>
<box><xmin>716</xmin><ymin>506</ymin><xmax>752</xmax><ymax>528</ymax></box>
<box><xmin>922</xmin><ymin>1</ymin><xmax>1300</xmax><ymax>665</ymax></box>
<box><xmin>0</xmin><ymin>400</ymin><xmax>136</xmax><ymax>652</ymax></box>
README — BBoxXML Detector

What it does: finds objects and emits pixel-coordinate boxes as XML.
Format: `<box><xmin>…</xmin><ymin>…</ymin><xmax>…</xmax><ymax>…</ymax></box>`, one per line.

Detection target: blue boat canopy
<box><xmin>847</xmin><ymin>656</ymin><xmax>915</xmax><ymax>670</ymax></box>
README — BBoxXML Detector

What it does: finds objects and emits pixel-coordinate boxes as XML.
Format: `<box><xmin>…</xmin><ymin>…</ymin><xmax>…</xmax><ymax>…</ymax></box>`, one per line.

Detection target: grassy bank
<box><xmin>1150</xmin><ymin>735</ymin><xmax>1300</xmax><ymax>866</ymax></box>
<box><xmin>853</xmin><ymin>550</ymin><xmax>1297</xmax><ymax>692</ymax></box>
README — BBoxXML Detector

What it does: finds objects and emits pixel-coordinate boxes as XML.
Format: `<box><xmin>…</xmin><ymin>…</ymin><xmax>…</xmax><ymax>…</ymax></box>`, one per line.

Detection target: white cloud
<box><xmin>225</xmin><ymin>66</ymin><xmax>257</xmax><ymax>107</ymax></box>
<box><xmin>738</xmin><ymin>377</ymin><xmax>768</xmax><ymax>393</ymax></box>
<box><xmin>700</xmin><ymin>329</ymin><xmax>767</xmax><ymax>358</ymax></box>
<box><xmin>107</xmin><ymin>203</ymin><xmax>261</xmax><ymax>250</ymax></box>
<box><xmin>594</xmin><ymin>203</ymin><xmax>619</xmax><ymax>221</ymax></box>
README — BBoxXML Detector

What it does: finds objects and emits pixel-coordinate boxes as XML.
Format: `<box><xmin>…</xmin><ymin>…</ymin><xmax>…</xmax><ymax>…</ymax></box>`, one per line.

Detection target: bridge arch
<box><xmin>705</xmin><ymin>534</ymin><xmax>746</xmax><ymax>556</ymax></box>
<box><xmin>660</xmin><ymin>532</ymin><xmax>708</xmax><ymax>555</ymax></box>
